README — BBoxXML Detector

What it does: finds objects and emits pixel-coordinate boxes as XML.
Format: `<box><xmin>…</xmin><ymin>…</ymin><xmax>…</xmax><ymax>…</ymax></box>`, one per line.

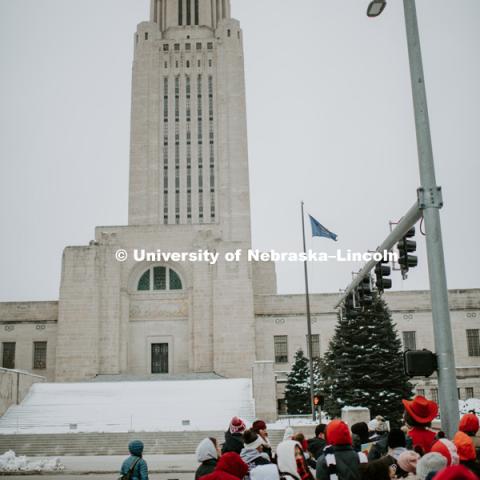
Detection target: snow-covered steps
<box><xmin>0</xmin><ymin>378</ymin><xmax>255</xmax><ymax>434</ymax></box>
<box><xmin>0</xmin><ymin>431</ymin><xmax>290</xmax><ymax>457</ymax></box>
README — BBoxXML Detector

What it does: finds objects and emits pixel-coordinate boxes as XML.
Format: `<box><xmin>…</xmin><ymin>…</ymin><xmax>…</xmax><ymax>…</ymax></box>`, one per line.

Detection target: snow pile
<box><xmin>0</xmin><ymin>378</ymin><xmax>255</xmax><ymax>434</ymax></box>
<box><xmin>0</xmin><ymin>450</ymin><xmax>64</xmax><ymax>473</ymax></box>
<box><xmin>459</xmin><ymin>398</ymin><xmax>480</xmax><ymax>416</ymax></box>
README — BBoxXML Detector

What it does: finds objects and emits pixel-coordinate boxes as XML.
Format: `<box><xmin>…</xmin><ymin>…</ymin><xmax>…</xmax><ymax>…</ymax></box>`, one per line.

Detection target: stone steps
<box><xmin>0</xmin><ymin>430</ymin><xmax>289</xmax><ymax>456</ymax></box>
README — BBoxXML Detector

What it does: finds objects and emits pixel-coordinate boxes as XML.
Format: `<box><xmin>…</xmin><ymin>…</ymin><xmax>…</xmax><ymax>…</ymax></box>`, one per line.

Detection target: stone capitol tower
<box><xmin>49</xmin><ymin>0</ymin><xmax>279</xmax><ymax>382</ymax></box>
<box><xmin>129</xmin><ymin>0</ymin><xmax>251</xmax><ymax>241</ymax></box>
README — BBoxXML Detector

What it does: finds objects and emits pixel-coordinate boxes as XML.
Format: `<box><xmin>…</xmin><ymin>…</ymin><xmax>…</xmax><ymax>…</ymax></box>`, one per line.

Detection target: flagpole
<box><xmin>301</xmin><ymin>201</ymin><xmax>316</xmax><ymax>421</ymax></box>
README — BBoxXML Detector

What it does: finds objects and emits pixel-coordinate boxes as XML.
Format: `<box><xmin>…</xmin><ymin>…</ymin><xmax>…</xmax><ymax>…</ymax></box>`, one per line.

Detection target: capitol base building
<box><xmin>1</xmin><ymin>0</ymin><xmax>479</xmax><ymax>413</ymax></box>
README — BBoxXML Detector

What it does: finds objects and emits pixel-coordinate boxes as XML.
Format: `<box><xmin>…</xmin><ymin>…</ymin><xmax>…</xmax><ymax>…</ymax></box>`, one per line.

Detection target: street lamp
<box><xmin>365</xmin><ymin>0</ymin><xmax>460</xmax><ymax>438</ymax></box>
<box><xmin>367</xmin><ymin>0</ymin><xmax>387</xmax><ymax>17</ymax></box>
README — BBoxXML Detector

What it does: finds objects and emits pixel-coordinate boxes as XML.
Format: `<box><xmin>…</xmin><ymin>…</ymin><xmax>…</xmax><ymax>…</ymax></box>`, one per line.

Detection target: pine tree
<box><xmin>285</xmin><ymin>349</ymin><xmax>311</xmax><ymax>414</ymax></box>
<box><xmin>321</xmin><ymin>292</ymin><xmax>413</xmax><ymax>426</ymax></box>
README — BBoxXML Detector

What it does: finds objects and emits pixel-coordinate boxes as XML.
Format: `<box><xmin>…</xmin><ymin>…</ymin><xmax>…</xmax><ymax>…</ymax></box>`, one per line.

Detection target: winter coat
<box><xmin>407</xmin><ymin>428</ymin><xmax>436</xmax><ymax>454</ymax></box>
<box><xmin>241</xmin><ymin>448</ymin><xmax>271</xmax><ymax>470</ymax></box>
<box><xmin>202</xmin><ymin>452</ymin><xmax>249</xmax><ymax>480</ymax></box>
<box><xmin>120</xmin><ymin>441</ymin><xmax>148</xmax><ymax>480</ymax></box>
<box><xmin>196</xmin><ymin>438</ymin><xmax>219</xmax><ymax>479</ymax></box>
<box><xmin>316</xmin><ymin>445</ymin><xmax>364</xmax><ymax>480</ymax></box>
<box><xmin>196</xmin><ymin>460</ymin><xmax>218</xmax><ymax>480</ymax></box>
<box><xmin>276</xmin><ymin>440</ymin><xmax>302</xmax><ymax>480</ymax></box>
<box><xmin>367</xmin><ymin>433</ymin><xmax>389</xmax><ymax>461</ymax></box>
<box><xmin>250</xmin><ymin>464</ymin><xmax>280</xmax><ymax>480</ymax></box>
<box><xmin>460</xmin><ymin>460</ymin><xmax>480</xmax><ymax>478</ymax></box>
<box><xmin>307</xmin><ymin>437</ymin><xmax>326</xmax><ymax>460</ymax></box>
<box><xmin>241</xmin><ymin>448</ymin><xmax>275</xmax><ymax>480</ymax></box>
<box><xmin>222</xmin><ymin>431</ymin><xmax>245</xmax><ymax>455</ymax></box>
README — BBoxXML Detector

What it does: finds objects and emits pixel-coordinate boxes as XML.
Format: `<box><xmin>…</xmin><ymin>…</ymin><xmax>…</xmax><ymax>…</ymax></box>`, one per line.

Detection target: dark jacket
<box><xmin>196</xmin><ymin>459</ymin><xmax>218</xmax><ymax>480</ymax></box>
<box><xmin>222</xmin><ymin>431</ymin><xmax>244</xmax><ymax>455</ymax></box>
<box><xmin>120</xmin><ymin>441</ymin><xmax>149</xmax><ymax>480</ymax></box>
<box><xmin>262</xmin><ymin>444</ymin><xmax>274</xmax><ymax>462</ymax></box>
<box><xmin>307</xmin><ymin>437</ymin><xmax>326</xmax><ymax>460</ymax></box>
<box><xmin>367</xmin><ymin>433</ymin><xmax>389</xmax><ymax>461</ymax></box>
<box><xmin>460</xmin><ymin>460</ymin><xmax>480</xmax><ymax>478</ymax></box>
<box><xmin>316</xmin><ymin>445</ymin><xmax>362</xmax><ymax>480</ymax></box>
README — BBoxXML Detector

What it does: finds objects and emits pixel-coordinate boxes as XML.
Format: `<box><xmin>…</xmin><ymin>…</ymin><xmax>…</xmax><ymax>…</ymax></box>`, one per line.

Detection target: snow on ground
<box><xmin>0</xmin><ymin>450</ymin><xmax>64</xmax><ymax>473</ymax></box>
<box><xmin>459</xmin><ymin>398</ymin><xmax>480</xmax><ymax>416</ymax></box>
<box><xmin>0</xmin><ymin>378</ymin><xmax>255</xmax><ymax>434</ymax></box>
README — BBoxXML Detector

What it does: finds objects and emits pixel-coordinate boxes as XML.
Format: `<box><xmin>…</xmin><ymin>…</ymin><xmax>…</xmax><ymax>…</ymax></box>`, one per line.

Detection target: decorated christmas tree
<box><xmin>321</xmin><ymin>292</ymin><xmax>413</xmax><ymax>425</ymax></box>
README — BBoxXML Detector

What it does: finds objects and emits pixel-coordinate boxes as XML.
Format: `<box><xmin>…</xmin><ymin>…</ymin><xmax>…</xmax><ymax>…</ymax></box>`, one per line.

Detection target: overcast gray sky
<box><xmin>0</xmin><ymin>0</ymin><xmax>479</xmax><ymax>301</ymax></box>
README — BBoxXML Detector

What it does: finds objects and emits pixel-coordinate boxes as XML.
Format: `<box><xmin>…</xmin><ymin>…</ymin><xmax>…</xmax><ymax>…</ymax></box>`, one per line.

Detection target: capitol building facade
<box><xmin>0</xmin><ymin>0</ymin><xmax>479</xmax><ymax>412</ymax></box>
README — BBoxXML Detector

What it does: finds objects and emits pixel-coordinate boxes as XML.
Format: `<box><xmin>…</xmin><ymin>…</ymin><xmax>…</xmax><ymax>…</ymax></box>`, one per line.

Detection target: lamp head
<box><xmin>367</xmin><ymin>0</ymin><xmax>387</xmax><ymax>17</ymax></box>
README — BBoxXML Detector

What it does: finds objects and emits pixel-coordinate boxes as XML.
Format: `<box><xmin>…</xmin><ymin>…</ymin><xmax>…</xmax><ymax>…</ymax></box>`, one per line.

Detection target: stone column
<box><xmin>252</xmin><ymin>361</ymin><xmax>277</xmax><ymax>423</ymax></box>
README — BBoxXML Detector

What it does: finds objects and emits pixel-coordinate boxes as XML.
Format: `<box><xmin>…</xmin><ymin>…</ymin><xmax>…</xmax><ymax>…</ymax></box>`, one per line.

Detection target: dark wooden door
<box><xmin>2</xmin><ymin>342</ymin><xmax>15</xmax><ymax>369</ymax></box>
<box><xmin>151</xmin><ymin>343</ymin><xmax>168</xmax><ymax>373</ymax></box>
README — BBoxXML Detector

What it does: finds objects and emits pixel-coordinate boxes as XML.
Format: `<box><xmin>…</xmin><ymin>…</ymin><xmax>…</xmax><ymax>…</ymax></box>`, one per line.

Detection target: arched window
<box><xmin>137</xmin><ymin>266</ymin><xmax>183</xmax><ymax>291</ymax></box>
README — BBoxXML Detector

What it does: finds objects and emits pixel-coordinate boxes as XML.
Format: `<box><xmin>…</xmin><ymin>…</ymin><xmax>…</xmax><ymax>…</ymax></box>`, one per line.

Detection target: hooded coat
<box><xmin>120</xmin><ymin>440</ymin><xmax>149</xmax><ymax>480</ymax></box>
<box><xmin>240</xmin><ymin>445</ymin><xmax>279</xmax><ymax>480</ymax></box>
<box><xmin>195</xmin><ymin>438</ymin><xmax>219</xmax><ymax>480</ymax></box>
<box><xmin>202</xmin><ymin>452</ymin><xmax>249</xmax><ymax>480</ymax></box>
<box><xmin>276</xmin><ymin>440</ymin><xmax>302</xmax><ymax>480</ymax></box>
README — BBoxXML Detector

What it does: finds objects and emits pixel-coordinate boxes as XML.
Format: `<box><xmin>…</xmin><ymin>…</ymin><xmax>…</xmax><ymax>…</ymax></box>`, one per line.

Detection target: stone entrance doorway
<box><xmin>151</xmin><ymin>343</ymin><xmax>168</xmax><ymax>373</ymax></box>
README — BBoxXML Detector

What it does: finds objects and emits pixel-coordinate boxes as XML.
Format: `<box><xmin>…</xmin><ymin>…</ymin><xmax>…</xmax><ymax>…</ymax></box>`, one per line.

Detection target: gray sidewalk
<box><xmin>61</xmin><ymin>454</ymin><xmax>197</xmax><ymax>474</ymax></box>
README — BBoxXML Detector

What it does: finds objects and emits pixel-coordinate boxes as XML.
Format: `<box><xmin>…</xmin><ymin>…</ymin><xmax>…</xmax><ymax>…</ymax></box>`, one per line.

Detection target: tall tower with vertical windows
<box><xmin>51</xmin><ymin>0</ymin><xmax>267</xmax><ymax>382</ymax></box>
<box><xmin>129</xmin><ymin>0</ymin><xmax>251</xmax><ymax>244</ymax></box>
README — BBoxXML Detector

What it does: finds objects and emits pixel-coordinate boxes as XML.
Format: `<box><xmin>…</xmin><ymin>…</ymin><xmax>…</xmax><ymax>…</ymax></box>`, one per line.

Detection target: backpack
<box><xmin>118</xmin><ymin>457</ymin><xmax>141</xmax><ymax>480</ymax></box>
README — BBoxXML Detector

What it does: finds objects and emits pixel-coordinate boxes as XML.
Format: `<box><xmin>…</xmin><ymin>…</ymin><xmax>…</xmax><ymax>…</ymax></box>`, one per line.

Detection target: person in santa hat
<box><xmin>431</xmin><ymin>438</ymin><xmax>460</xmax><ymax>467</ymax></box>
<box><xmin>222</xmin><ymin>417</ymin><xmax>247</xmax><ymax>455</ymax></box>
<box><xmin>402</xmin><ymin>395</ymin><xmax>438</xmax><ymax>455</ymax></box>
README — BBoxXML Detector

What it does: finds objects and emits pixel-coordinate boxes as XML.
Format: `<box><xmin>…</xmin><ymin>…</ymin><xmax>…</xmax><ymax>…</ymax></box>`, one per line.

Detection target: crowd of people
<box><xmin>119</xmin><ymin>395</ymin><xmax>480</xmax><ymax>480</ymax></box>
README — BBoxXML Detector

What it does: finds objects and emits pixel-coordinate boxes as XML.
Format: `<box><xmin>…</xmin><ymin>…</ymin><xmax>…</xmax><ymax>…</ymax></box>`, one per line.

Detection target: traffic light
<box><xmin>375</xmin><ymin>260</ymin><xmax>392</xmax><ymax>293</ymax></box>
<box><xmin>344</xmin><ymin>293</ymin><xmax>359</xmax><ymax>318</ymax></box>
<box><xmin>398</xmin><ymin>227</ymin><xmax>418</xmax><ymax>279</ymax></box>
<box><xmin>403</xmin><ymin>349</ymin><xmax>437</xmax><ymax>377</ymax></box>
<box><xmin>357</xmin><ymin>276</ymin><xmax>373</xmax><ymax>307</ymax></box>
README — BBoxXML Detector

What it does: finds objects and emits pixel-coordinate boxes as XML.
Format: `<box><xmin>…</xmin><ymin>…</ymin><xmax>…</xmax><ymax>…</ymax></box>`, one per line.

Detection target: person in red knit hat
<box><xmin>453</xmin><ymin>431</ymin><xmax>480</xmax><ymax>477</ymax></box>
<box><xmin>201</xmin><ymin>452</ymin><xmax>250</xmax><ymax>480</ymax></box>
<box><xmin>316</xmin><ymin>420</ymin><xmax>367</xmax><ymax>480</ymax></box>
<box><xmin>252</xmin><ymin>420</ymin><xmax>273</xmax><ymax>460</ymax></box>
<box><xmin>222</xmin><ymin>417</ymin><xmax>247</xmax><ymax>455</ymax></box>
<box><xmin>458</xmin><ymin>412</ymin><xmax>480</xmax><ymax>460</ymax></box>
<box><xmin>402</xmin><ymin>395</ymin><xmax>438</xmax><ymax>455</ymax></box>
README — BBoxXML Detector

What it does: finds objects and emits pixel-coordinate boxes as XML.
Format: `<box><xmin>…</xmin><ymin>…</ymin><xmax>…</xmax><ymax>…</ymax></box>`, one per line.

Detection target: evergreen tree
<box><xmin>285</xmin><ymin>349</ymin><xmax>311</xmax><ymax>414</ymax></box>
<box><xmin>321</xmin><ymin>292</ymin><xmax>413</xmax><ymax>426</ymax></box>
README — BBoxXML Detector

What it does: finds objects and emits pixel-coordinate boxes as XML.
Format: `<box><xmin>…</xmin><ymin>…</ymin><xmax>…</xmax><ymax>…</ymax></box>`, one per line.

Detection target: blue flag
<box><xmin>309</xmin><ymin>215</ymin><xmax>338</xmax><ymax>241</ymax></box>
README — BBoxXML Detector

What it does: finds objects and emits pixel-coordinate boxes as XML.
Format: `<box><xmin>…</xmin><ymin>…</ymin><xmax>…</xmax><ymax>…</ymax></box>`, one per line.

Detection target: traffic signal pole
<box><xmin>334</xmin><ymin>201</ymin><xmax>422</xmax><ymax>309</ymax></box>
<box><xmin>403</xmin><ymin>0</ymin><xmax>459</xmax><ymax>437</ymax></box>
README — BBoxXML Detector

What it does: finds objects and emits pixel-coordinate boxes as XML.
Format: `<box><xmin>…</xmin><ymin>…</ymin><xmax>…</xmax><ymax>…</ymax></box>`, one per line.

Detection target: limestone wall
<box><xmin>0</xmin><ymin>368</ymin><xmax>45</xmax><ymax>417</ymax></box>
<box><xmin>0</xmin><ymin>302</ymin><xmax>57</xmax><ymax>381</ymax></box>
<box><xmin>255</xmin><ymin>289</ymin><xmax>480</xmax><ymax>401</ymax></box>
